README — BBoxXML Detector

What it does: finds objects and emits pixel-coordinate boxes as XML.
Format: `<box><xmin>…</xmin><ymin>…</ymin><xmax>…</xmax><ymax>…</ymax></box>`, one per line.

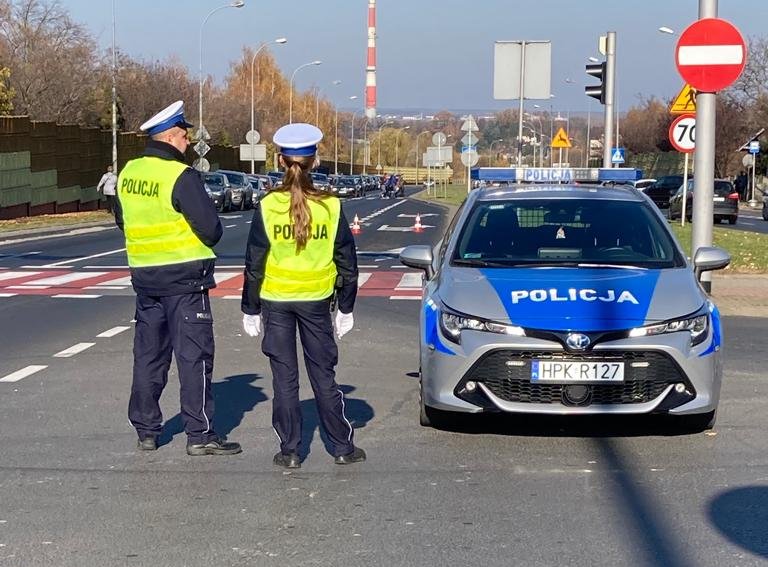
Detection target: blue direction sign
<box><xmin>611</xmin><ymin>147</ymin><xmax>626</xmax><ymax>164</ymax></box>
<box><xmin>749</xmin><ymin>140</ymin><xmax>760</xmax><ymax>154</ymax></box>
<box><xmin>461</xmin><ymin>145</ymin><xmax>477</xmax><ymax>153</ymax></box>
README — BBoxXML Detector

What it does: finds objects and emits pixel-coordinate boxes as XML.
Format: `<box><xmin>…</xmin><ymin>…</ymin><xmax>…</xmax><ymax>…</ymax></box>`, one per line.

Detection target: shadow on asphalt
<box><xmin>158</xmin><ymin>373</ymin><xmax>268</xmax><ymax>446</ymax></box>
<box><xmin>299</xmin><ymin>384</ymin><xmax>374</xmax><ymax>460</ymax></box>
<box><xmin>428</xmin><ymin>412</ymin><xmax>704</xmax><ymax>438</ymax></box>
<box><xmin>709</xmin><ymin>486</ymin><xmax>768</xmax><ymax>559</ymax></box>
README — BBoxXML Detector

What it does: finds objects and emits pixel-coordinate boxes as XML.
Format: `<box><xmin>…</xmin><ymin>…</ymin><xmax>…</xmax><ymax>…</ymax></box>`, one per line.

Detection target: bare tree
<box><xmin>0</xmin><ymin>0</ymin><xmax>100</xmax><ymax>123</ymax></box>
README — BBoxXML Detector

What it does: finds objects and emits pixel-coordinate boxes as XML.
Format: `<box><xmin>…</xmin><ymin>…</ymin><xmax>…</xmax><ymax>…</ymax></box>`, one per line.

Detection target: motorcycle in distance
<box><xmin>381</xmin><ymin>174</ymin><xmax>402</xmax><ymax>199</ymax></box>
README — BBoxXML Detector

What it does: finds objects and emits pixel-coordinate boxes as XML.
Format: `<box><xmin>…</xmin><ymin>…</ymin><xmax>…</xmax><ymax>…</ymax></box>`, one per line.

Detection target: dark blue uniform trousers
<box><xmin>261</xmin><ymin>298</ymin><xmax>355</xmax><ymax>457</ymax></box>
<box><xmin>128</xmin><ymin>291</ymin><xmax>217</xmax><ymax>445</ymax></box>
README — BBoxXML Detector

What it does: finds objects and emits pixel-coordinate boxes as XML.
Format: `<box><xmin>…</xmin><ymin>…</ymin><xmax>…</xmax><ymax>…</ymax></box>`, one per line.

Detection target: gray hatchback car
<box><xmin>401</xmin><ymin>184</ymin><xmax>730</xmax><ymax>431</ymax></box>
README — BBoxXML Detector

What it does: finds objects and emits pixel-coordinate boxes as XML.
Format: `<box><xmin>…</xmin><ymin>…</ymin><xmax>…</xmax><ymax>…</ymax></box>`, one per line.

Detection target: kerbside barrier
<box><xmin>470</xmin><ymin>167</ymin><xmax>643</xmax><ymax>184</ymax></box>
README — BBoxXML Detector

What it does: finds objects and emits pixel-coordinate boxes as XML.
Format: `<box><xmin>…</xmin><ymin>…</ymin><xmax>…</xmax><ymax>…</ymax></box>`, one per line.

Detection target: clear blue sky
<box><xmin>64</xmin><ymin>0</ymin><xmax>767</xmax><ymax>114</ymax></box>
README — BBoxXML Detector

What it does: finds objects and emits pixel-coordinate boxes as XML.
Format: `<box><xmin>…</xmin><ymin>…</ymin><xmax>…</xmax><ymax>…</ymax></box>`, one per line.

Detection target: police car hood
<box><xmin>439</xmin><ymin>266</ymin><xmax>704</xmax><ymax>332</ymax></box>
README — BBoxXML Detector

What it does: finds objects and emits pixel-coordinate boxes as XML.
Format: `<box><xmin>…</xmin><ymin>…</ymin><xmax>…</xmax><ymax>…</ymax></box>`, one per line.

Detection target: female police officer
<box><xmin>241</xmin><ymin>123</ymin><xmax>364</xmax><ymax>469</ymax></box>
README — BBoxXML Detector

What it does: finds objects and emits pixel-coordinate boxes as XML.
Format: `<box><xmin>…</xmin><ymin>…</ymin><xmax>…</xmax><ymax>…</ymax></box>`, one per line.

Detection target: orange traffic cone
<box><xmin>351</xmin><ymin>214</ymin><xmax>362</xmax><ymax>234</ymax></box>
<box><xmin>413</xmin><ymin>213</ymin><xmax>423</xmax><ymax>233</ymax></box>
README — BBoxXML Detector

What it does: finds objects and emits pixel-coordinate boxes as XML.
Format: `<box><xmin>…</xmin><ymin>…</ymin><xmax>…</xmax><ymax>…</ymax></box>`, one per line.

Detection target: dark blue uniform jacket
<box><xmin>114</xmin><ymin>140</ymin><xmax>223</xmax><ymax>296</ymax></box>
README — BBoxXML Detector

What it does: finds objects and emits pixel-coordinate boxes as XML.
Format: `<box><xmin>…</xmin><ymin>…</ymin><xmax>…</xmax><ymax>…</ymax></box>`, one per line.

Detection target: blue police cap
<box><xmin>139</xmin><ymin>100</ymin><xmax>194</xmax><ymax>136</ymax></box>
<box><xmin>273</xmin><ymin>123</ymin><xmax>323</xmax><ymax>157</ymax></box>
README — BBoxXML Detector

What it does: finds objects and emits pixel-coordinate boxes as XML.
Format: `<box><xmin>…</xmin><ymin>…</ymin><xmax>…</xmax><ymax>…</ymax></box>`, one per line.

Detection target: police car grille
<box><xmin>467</xmin><ymin>350</ymin><xmax>685</xmax><ymax>405</ymax></box>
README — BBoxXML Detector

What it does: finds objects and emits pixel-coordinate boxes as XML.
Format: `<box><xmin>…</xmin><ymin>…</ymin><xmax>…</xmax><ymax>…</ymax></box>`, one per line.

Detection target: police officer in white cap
<box><xmin>241</xmin><ymin>123</ymin><xmax>364</xmax><ymax>468</ymax></box>
<box><xmin>115</xmin><ymin>100</ymin><xmax>241</xmax><ymax>456</ymax></box>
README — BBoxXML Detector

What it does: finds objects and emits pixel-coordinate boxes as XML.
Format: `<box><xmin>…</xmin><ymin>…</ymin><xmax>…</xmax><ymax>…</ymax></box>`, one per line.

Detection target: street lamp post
<box><xmin>350</xmin><ymin>108</ymin><xmax>364</xmax><ymax>175</ymax></box>
<box><xmin>332</xmin><ymin>83</ymin><xmax>346</xmax><ymax>175</ymax></box>
<box><xmin>377</xmin><ymin>121</ymin><xmax>392</xmax><ymax>172</ymax></box>
<box><xmin>111</xmin><ymin>0</ymin><xmax>118</xmax><ymax>177</ymax></box>
<box><xmin>395</xmin><ymin>126</ymin><xmax>410</xmax><ymax>172</ymax></box>
<box><xmin>289</xmin><ymin>60</ymin><xmax>322</xmax><ymax>124</ymax></box>
<box><xmin>488</xmin><ymin>138</ymin><xmax>503</xmax><ymax>166</ymax></box>
<box><xmin>415</xmin><ymin>130</ymin><xmax>430</xmax><ymax>185</ymax></box>
<box><xmin>199</xmin><ymin>1</ymin><xmax>245</xmax><ymax>140</ymax></box>
<box><xmin>250</xmin><ymin>37</ymin><xmax>286</xmax><ymax>173</ymax></box>
<box><xmin>362</xmin><ymin>119</ymin><xmax>370</xmax><ymax>174</ymax></box>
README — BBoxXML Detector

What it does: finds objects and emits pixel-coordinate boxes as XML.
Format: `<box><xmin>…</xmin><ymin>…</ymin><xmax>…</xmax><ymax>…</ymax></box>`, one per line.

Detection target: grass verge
<box><xmin>668</xmin><ymin>221</ymin><xmax>768</xmax><ymax>273</ymax></box>
<box><xmin>412</xmin><ymin>183</ymin><xmax>470</xmax><ymax>207</ymax></box>
<box><xmin>0</xmin><ymin>211</ymin><xmax>113</xmax><ymax>234</ymax></box>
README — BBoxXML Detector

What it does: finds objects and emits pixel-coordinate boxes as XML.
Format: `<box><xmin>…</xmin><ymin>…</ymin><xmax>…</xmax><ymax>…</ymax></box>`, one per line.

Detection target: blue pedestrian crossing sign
<box><xmin>611</xmin><ymin>147</ymin><xmax>626</xmax><ymax>164</ymax></box>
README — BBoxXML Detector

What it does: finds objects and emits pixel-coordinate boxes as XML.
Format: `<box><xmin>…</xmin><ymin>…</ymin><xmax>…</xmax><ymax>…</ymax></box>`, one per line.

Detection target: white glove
<box><xmin>242</xmin><ymin>314</ymin><xmax>263</xmax><ymax>337</ymax></box>
<box><xmin>334</xmin><ymin>311</ymin><xmax>354</xmax><ymax>339</ymax></box>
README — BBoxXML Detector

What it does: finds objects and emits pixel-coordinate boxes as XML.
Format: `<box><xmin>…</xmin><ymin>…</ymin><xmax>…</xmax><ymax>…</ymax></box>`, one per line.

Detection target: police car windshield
<box><xmin>452</xmin><ymin>199</ymin><xmax>685</xmax><ymax>269</ymax></box>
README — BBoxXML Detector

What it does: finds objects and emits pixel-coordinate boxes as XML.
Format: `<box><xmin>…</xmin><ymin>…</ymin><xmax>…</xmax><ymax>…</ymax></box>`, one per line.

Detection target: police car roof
<box><xmin>474</xmin><ymin>183</ymin><xmax>645</xmax><ymax>203</ymax></box>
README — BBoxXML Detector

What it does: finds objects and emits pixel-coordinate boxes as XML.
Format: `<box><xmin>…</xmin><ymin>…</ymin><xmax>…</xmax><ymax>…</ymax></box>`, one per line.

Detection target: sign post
<box><xmin>675</xmin><ymin>8</ymin><xmax>746</xmax><ymax>292</ymax></box>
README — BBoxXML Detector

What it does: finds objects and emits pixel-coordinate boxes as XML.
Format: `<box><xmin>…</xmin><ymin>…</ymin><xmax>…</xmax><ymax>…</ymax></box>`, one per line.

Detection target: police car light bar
<box><xmin>471</xmin><ymin>167</ymin><xmax>642</xmax><ymax>183</ymax></box>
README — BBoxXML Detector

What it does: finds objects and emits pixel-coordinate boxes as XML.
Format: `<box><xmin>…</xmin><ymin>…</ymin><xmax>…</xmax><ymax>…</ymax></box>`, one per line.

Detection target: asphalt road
<box><xmin>0</xmin><ymin>188</ymin><xmax>767</xmax><ymax>566</ymax></box>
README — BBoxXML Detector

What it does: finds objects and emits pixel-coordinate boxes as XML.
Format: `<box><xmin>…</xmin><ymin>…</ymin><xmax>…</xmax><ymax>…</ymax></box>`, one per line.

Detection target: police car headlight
<box><xmin>440</xmin><ymin>311</ymin><xmax>525</xmax><ymax>344</ymax></box>
<box><xmin>628</xmin><ymin>313</ymin><xmax>709</xmax><ymax>346</ymax></box>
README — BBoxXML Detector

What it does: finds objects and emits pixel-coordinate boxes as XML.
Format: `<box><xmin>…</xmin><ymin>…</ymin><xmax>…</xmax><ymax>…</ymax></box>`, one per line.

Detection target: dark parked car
<box><xmin>310</xmin><ymin>172</ymin><xmax>331</xmax><ymax>192</ymax></box>
<box><xmin>217</xmin><ymin>170</ymin><xmax>252</xmax><ymax>210</ymax></box>
<box><xmin>267</xmin><ymin>171</ymin><xmax>284</xmax><ymax>188</ymax></box>
<box><xmin>330</xmin><ymin>175</ymin><xmax>361</xmax><ymax>197</ymax></box>
<box><xmin>202</xmin><ymin>172</ymin><xmax>232</xmax><ymax>212</ymax></box>
<box><xmin>669</xmin><ymin>179</ymin><xmax>739</xmax><ymax>224</ymax></box>
<box><xmin>644</xmin><ymin>175</ymin><xmax>687</xmax><ymax>208</ymax></box>
<box><xmin>246</xmin><ymin>174</ymin><xmax>267</xmax><ymax>205</ymax></box>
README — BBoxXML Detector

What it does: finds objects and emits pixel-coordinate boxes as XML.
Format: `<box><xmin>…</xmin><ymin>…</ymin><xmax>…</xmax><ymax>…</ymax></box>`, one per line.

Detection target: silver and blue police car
<box><xmin>400</xmin><ymin>184</ymin><xmax>730</xmax><ymax>431</ymax></box>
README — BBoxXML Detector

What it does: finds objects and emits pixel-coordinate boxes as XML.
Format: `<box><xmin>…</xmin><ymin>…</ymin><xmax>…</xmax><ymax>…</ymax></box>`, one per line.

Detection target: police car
<box><xmin>400</xmin><ymin>184</ymin><xmax>731</xmax><ymax>431</ymax></box>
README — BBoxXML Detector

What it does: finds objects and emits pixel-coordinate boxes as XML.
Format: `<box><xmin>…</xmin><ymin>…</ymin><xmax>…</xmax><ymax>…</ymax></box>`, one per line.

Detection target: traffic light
<box><xmin>585</xmin><ymin>62</ymin><xmax>606</xmax><ymax>104</ymax></box>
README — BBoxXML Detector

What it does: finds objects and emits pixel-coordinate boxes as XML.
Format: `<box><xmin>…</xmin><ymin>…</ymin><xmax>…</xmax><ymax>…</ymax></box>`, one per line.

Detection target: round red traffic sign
<box><xmin>668</xmin><ymin>114</ymin><xmax>696</xmax><ymax>153</ymax></box>
<box><xmin>675</xmin><ymin>18</ymin><xmax>746</xmax><ymax>93</ymax></box>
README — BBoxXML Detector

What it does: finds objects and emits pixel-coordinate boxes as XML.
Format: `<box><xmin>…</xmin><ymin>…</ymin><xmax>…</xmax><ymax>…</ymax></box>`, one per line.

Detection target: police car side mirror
<box><xmin>693</xmin><ymin>246</ymin><xmax>731</xmax><ymax>279</ymax></box>
<box><xmin>400</xmin><ymin>245</ymin><xmax>434</xmax><ymax>278</ymax></box>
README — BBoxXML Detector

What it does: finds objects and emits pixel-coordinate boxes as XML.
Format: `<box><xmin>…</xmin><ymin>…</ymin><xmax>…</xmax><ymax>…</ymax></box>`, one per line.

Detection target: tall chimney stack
<box><xmin>365</xmin><ymin>0</ymin><xmax>377</xmax><ymax>120</ymax></box>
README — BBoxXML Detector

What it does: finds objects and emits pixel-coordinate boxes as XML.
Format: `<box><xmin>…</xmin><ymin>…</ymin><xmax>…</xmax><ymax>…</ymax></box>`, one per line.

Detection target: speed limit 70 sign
<box><xmin>669</xmin><ymin>114</ymin><xmax>696</xmax><ymax>153</ymax></box>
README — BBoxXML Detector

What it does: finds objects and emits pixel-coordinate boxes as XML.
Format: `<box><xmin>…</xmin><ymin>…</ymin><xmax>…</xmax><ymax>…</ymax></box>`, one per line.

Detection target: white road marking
<box><xmin>397</xmin><ymin>213</ymin><xmax>439</xmax><ymax>218</ymax></box>
<box><xmin>377</xmin><ymin>224</ymin><xmax>434</xmax><ymax>231</ymax></box>
<box><xmin>7</xmin><ymin>285</ymin><xmax>49</xmax><ymax>289</ymax></box>
<box><xmin>358</xmin><ymin>265</ymin><xmax>379</xmax><ymax>268</ymax></box>
<box><xmin>82</xmin><ymin>265</ymin><xmax>129</xmax><ymax>269</ymax></box>
<box><xmin>220</xmin><ymin>215</ymin><xmax>242</xmax><ymax>219</ymax></box>
<box><xmin>52</xmin><ymin>294</ymin><xmax>102</xmax><ymax>299</ymax></box>
<box><xmin>0</xmin><ymin>365</ymin><xmax>47</xmax><ymax>383</ymax></box>
<box><xmin>54</xmin><ymin>342</ymin><xmax>95</xmax><ymax>358</ymax></box>
<box><xmin>92</xmin><ymin>275</ymin><xmax>133</xmax><ymax>287</ymax></box>
<box><xmin>395</xmin><ymin>273</ymin><xmax>423</xmax><ymax>290</ymax></box>
<box><xmin>357</xmin><ymin>273</ymin><xmax>372</xmax><ymax>287</ymax></box>
<box><xmin>217</xmin><ymin>265</ymin><xmax>246</xmax><ymax>269</ymax></box>
<box><xmin>30</xmin><ymin>272</ymin><xmax>107</xmax><ymax>286</ymax></box>
<box><xmin>223</xmin><ymin>295</ymin><xmax>241</xmax><ymax>300</ymax></box>
<box><xmin>0</xmin><ymin>293</ymin><xmax>18</xmax><ymax>297</ymax></box>
<box><xmin>389</xmin><ymin>295</ymin><xmax>421</xmax><ymax>300</ymax></box>
<box><xmin>214</xmin><ymin>272</ymin><xmax>241</xmax><ymax>283</ymax></box>
<box><xmin>225</xmin><ymin>224</ymin><xmax>237</xmax><ymax>228</ymax></box>
<box><xmin>97</xmin><ymin>326</ymin><xmax>131</xmax><ymax>338</ymax></box>
<box><xmin>42</xmin><ymin>248</ymin><xmax>125</xmax><ymax>267</ymax></box>
<box><xmin>0</xmin><ymin>271</ymin><xmax>41</xmax><ymax>281</ymax></box>
<box><xmin>85</xmin><ymin>285</ymin><xmax>126</xmax><ymax>290</ymax></box>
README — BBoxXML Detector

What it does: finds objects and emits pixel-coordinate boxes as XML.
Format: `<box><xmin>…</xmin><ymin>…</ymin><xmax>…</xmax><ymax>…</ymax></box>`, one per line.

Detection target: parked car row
<box><xmin>203</xmin><ymin>170</ymin><xmax>274</xmax><ymax>212</ymax></box>
<box><xmin>639</xmin><ymin>175</ymin><xmax>739</xmax><ymax>225</ymax></box>
<box><xmin>327</xmin><ymin>174</ymin><xmax>382</xmax><ymax>197</ymax></box>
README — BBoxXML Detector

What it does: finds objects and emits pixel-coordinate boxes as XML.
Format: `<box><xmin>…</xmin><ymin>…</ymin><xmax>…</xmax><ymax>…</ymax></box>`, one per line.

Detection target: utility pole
<box><xmin>692</xmin><ymin>0</ymin><xmax>718</xmax><ymax>292</ymax></box>
<box><xmin>602</xmin><ymin>32</ymin><xmax>616</xmax><ymax>168</ymax></box>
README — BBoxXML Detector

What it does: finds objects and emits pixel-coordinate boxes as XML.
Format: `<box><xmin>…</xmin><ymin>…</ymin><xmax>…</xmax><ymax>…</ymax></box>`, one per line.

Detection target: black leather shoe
<box><xmin>137</xmin><ymin>437</ymin><xmax>157</xmax><ymax>451</ymax></box>
<box><xmin>273</xmin><ymin>452</ymin><xmax>301</xmax><ymax>469</ymax></box>
<box><xmin>186</xmin><ymin>438</ymin><xmax>242</xmax><ymax>456</ymax></box>
<box><xmin>334</xmin><ymin>447</ymin><xmax>366</xmax><ymax>465</ymax></box>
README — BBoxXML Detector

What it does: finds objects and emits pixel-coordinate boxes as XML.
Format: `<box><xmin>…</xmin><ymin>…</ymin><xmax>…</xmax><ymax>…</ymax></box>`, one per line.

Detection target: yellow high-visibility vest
<box><xmin>260</xmin><ymin>191</ymin><xmax>340</xmax><ymax>301</ymax></box>
<box><xmin>118</xmin><ymin>157</ymin><xmax>216</xmax><ymax>268</ymax></box>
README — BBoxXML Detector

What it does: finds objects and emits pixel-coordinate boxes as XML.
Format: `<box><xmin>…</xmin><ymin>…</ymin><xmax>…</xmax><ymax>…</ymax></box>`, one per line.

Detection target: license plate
<box><xmin>531</xmin><ymin>360</ymin><xmax>624</xmax><ymax>382</ymax></box>
<box><xmin>713</xmin><ymin>196</ymin><xmax>725</xmax><ymax>202</ymax></box>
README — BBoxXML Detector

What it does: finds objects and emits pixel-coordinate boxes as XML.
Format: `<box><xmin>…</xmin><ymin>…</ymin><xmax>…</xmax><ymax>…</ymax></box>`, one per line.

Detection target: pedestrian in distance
<box><xmin>114</xmin><ymin>100</ymin><xmax>241</xmax><ymax>456</ymax></box>
<box><xmin>97</xmin><ymin>164</ymin><xmax>117</xmax><ymax>214</ymax></box>
<box><xmin>241</xmin><ymin>122</ymin><xmax>365</xmax><ymax>469</ymax></box>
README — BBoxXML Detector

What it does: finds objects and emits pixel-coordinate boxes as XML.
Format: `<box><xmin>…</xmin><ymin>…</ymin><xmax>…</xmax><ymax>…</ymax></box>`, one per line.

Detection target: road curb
<box><xmin>0</xmin><ymin>219</ymin><xmax>116</xmax><ymax>243</ymax></box>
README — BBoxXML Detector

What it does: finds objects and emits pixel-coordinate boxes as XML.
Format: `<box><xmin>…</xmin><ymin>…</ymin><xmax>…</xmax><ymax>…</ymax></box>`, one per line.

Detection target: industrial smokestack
<box><xmin>365</xmin><ymin>0</ymin><xmax>377</xmax><ymax>120</ymax></box>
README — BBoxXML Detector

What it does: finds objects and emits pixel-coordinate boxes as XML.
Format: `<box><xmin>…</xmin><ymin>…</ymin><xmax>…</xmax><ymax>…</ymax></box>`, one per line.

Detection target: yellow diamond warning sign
<box><xmin>551</xmin><ymin>127</ymin><xmax>572</xmax><ymax>149</ymax></box>
<box><xmin>670</xmin><ymin>84</ymin><xmax>697</xmax><ymax>115</ymax></box>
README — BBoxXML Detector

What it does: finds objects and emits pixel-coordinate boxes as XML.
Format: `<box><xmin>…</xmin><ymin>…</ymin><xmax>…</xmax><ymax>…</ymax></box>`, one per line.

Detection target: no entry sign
<box><xmin>675</xmin><ymin>18</ymin><xmax>746</xmax><ymax>93</ymax></box>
